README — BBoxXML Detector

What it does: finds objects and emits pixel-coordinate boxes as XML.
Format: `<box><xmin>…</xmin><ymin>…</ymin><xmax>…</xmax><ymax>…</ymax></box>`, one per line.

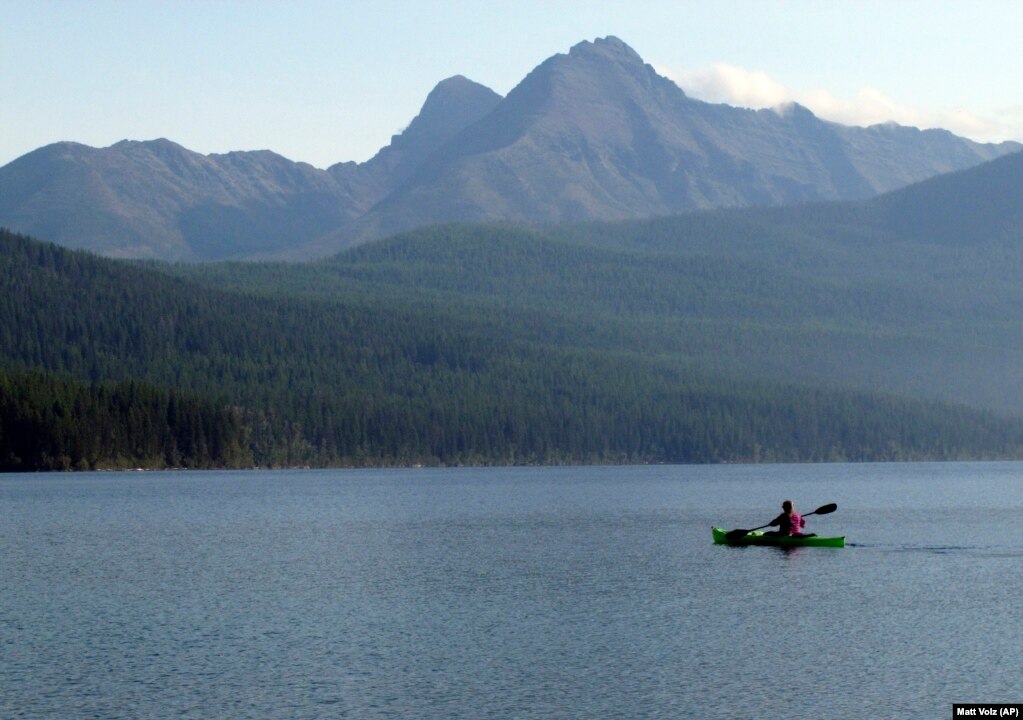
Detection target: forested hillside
<box><xmin>175</xmin><ymin>205</ymin><xmax>1023</xmax><ymax>416</ymax></box>
<box><xmin>0</xmin><ymin>368</ymin><xmax>250</xmax><ymax>471</ymax></box>
<box><xmin>4</xmin><ymin>227</ymin><xmax>1023</xmax><ymax>470</ymax></box>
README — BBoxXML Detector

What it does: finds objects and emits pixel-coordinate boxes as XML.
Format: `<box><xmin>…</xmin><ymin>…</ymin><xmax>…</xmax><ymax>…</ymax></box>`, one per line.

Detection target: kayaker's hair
<box><xmin>782</xmin><ymin>500</ymin><xmax>793</xmax><ymax>512</ymax></box>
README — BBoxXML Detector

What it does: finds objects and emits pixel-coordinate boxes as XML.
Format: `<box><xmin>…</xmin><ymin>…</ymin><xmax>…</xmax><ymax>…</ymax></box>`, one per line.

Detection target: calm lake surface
<box><xmin>3</xmin><ymin>463</ymin><xmax>1022</xmax><ymax>719</ymax></box>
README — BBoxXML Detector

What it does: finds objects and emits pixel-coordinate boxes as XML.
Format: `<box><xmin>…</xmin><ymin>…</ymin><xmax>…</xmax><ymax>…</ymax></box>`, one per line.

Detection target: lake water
<box><xmin>2</xmin><ymin>463</ymin><xmax>1022</xmax><ymax>719</ymax></box>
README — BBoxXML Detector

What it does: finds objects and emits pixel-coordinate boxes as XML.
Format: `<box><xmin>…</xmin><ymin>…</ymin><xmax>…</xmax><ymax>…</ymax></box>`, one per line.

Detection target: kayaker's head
<box><xmin>782</xmin><ymin>500</ymin><xmax>793</xmax><ymax>514</ymax></box>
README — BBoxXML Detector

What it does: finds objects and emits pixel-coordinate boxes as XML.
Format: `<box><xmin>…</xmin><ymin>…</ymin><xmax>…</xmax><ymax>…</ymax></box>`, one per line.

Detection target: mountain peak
<box><xmin>431</xmin><ymin>74</ymin><xmax>488</xmax><ymax>93</ymax></box>
<box><xmin>346</xmin><ymin>74</ymin><xmax>503</xmax><ymax>199</ymax></box>
<box><xmin>546</xmin><ymin>35</ymin><xmax>675</xmax><ymax>103</ymax></box>
<box><xmin>416</xmin><ymin>76</ymin><xmax>502</xmax><ymax>125</ymax></box>
<box><xmin>112</xmin><ymin>137</ymin><xmax>190</xmax><ymax>154</ymax></box>
<box><xmin>771</xmin><ymin>102</ymin><xmax>819</xmax><ymax>122</ymax></box>
<box><xmin>377</xmin><ymin>75</ymin><xmax>500</xmax><ymax>158</ymax></box>
<box><xmin>568</xmin><ymin>35</ymin><xmax>643</xmax><ymax>64</ymax></box>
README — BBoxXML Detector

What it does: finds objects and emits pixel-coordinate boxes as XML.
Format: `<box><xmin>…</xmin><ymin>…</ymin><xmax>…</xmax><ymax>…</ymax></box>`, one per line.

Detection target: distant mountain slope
<box><xmin>0</xmin><ymin>37</ymin><xmax>1018</xmax><ymax>260</ymax></box>
<box><xmin>564</xmin><ymin>146</ymin><xmax>1023</xmax><ymax>264</ymax></box>
<box><xmin>868</xmin><ymin>146</ymin><xmax>1023</xmax><ymax>245</ymax></box>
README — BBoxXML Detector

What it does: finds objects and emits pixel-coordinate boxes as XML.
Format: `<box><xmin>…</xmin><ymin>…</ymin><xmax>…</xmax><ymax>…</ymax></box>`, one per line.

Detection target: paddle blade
<box><xmin>811</xmin><ymin>503</ymin><xmax>838</xmax><ymax>516</ymax></box>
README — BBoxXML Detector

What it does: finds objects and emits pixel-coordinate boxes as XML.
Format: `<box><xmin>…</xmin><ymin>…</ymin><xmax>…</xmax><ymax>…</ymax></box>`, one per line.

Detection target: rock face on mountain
<box><xmin>0</xmin><ymin>37</ymin><xmax>1018</xmax><ymax>260</ymax></box>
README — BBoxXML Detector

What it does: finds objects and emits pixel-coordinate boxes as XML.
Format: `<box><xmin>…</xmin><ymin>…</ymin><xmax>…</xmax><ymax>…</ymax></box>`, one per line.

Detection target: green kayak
<box><xmin>712</xmin><ymin>527</ymin><xmax>845</xmax><ymax>548</ymax></box>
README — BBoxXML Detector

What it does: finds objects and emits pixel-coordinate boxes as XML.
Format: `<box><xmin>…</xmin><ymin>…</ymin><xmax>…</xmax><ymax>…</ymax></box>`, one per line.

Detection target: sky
<box><xmin>3</xmin><ymin>0</ymin><xmax>1022</xmax><ymax>169</ymax></box>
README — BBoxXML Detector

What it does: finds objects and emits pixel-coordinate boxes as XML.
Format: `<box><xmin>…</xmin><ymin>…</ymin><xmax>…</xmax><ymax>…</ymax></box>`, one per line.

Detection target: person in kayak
<box><xmin>765</xmin><ymin>500</ymin><xmax>815</xmax><ymax>537</ymax></box>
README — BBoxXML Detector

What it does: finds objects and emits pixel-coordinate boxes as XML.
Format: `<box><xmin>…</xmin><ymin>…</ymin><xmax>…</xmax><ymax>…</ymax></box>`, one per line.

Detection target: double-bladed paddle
<box><xmin>724</xmin><ymin>502</ymin><xmax>838</xmax><ymax>542</ymax></box>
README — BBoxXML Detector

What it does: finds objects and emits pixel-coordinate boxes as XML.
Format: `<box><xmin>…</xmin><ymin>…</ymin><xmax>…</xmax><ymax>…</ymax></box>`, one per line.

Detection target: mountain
<box><xmin>0</xmin><ymin>77</ymin><xmax>500</xmax><ymax>261</ymax></box>
<box><xmin>1</xmin><ymin>36</ymin><xmax>1019</xmax><ymax>260</ymax></box>
<box><xmin>0</xmin><ymin>139</ymin><xmax>358</xmax><ymax>260</ymax></box>
<box><xmin>336</xmin><ymin>37</ymin><xmax>1019</xmax><ymax>246</ymax></box>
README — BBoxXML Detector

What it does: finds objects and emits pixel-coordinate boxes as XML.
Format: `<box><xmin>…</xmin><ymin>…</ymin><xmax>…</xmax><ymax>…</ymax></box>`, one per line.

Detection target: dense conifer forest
<box><xmin>3</xmin><ymin>224</ymin><xmax>1023</xmax><ymax>471</ymax></box>
<box><xmin>0</xmin><ymin>368</ymin><xmax>250</xmax><ymax>471</ymax></box>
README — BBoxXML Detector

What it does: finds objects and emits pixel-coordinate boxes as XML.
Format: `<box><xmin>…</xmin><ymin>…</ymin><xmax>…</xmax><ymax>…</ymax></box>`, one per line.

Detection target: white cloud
<box><xmin>668</xmin><ymin>63</ymin><xmax>790</xmax><ymax>108</ymax></box>
<box><xmin>655</xmin><ymin>63</ymin><xmax>1022</xmax><ymax>145</ymax></box>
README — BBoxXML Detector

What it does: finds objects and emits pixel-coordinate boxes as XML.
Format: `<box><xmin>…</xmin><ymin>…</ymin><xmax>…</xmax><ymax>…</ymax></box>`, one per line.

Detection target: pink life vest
<box><xmin>788</xmin><ymin>512</ymin><xmax>805</xmax><ymax>535</ymax></box>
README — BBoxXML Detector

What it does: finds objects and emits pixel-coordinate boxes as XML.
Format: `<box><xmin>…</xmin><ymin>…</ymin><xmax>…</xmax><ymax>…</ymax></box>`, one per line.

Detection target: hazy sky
<box><xmin>3</xmin><ymin>0</ymin><xmax>1022</xmax><ymax>169</ymax></box>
